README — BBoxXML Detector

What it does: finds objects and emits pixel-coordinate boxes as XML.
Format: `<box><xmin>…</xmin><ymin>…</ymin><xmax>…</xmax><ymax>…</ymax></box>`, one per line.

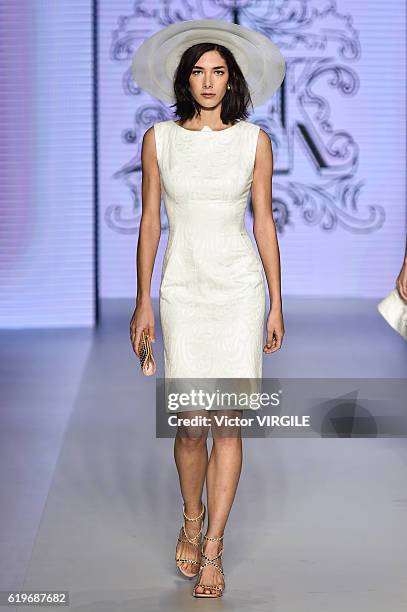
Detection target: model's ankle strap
<box><xmin>183</xmin><ymin>502</ymin><xmax>205</xmax><ymax>521</ymax></box>
<box><xmin>203</xmin><ymin>533</ymin><xmax>224</xmax><ymax>541</ymax></box>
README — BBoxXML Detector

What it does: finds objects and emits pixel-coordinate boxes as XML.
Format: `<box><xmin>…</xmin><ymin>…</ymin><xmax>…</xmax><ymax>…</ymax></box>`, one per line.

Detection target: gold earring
<box><xmin>227</xmin><ymin>84</ymin><xmax>231</xmax><ymax>90</ymax></box>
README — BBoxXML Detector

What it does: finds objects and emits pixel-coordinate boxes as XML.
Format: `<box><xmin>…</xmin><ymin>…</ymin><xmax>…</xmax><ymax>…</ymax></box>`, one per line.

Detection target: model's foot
<box><xmin>193</xmin><ymin>536</ymin><xmax>225</xmax><ymax>596</ymax></box>
<box><xmin>175</xmin><ymin>503</ymin><xmax>205</xmax><ymax>577</ymax></box>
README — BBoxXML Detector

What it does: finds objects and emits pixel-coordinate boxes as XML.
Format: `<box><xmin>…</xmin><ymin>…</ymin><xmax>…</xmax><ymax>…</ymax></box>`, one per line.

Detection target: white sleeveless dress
<box><xmin>154</xmin><ymin>119</ymin><xmax>266</xmax><ymax>387</ymax></box>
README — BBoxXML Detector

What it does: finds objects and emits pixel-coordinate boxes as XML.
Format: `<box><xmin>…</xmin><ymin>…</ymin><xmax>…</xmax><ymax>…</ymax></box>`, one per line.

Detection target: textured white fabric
<box><xmin>154</xmin><ymin>119</ymin><xmax>266</xmax><ymax>382</ymax></box>
<box><xmin>377</xmin><ymin>288</ymin><xmax>407</xmax><ymax>341</ymax></box>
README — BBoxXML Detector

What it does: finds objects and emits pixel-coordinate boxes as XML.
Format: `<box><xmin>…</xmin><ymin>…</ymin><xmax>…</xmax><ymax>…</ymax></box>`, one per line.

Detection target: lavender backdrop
<box><xmin>0</xmin><ymin>0</ymin><xmax>405</xmax><ymax>327</ymax></box>
<box><xmin>101</xmin><ymin>0</ymin><xmax>405</xmax><ymax>299</ymax></box>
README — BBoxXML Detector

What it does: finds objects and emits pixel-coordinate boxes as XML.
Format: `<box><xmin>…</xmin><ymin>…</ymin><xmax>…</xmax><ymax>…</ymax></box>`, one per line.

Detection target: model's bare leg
<box><xmin>174</xmin><ymin>411</ymin><xmax>210</xmax><ymax>575</ymax></box>
<box><xmin>194</xmin><ymin>410</ymin><xmax>242</xmax><ymax>595</ymax></box>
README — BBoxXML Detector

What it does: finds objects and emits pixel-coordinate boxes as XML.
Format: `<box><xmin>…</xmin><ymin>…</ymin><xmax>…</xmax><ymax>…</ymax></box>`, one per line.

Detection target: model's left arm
<box><xmin>396</xmin><ymin>235</ymin><xmax>407</xmax><ymax>304</ymax></box>
<box><xmin>251</xmin><ymin>128</ymin><xmax>284</xmax><ymax>354</ymax></box>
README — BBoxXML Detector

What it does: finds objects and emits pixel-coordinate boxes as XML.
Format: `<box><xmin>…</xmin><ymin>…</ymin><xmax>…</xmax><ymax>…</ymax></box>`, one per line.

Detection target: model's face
<box><xmin>188</xmin><ymin>50</ymin><xmax>229</xmax><ymax>107</ymax></box>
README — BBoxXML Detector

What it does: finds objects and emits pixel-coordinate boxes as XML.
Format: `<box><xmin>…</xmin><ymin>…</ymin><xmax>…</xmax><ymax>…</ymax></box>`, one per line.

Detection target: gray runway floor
<box><xmin>1</xmin><ymin>297</ymin><xmax>406</xmax><ymax>611</ymax></box>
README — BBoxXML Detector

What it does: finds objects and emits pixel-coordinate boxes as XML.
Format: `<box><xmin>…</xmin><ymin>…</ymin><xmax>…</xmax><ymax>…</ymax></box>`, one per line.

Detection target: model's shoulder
<box><xmin>153</xmin><ymin>119</ymin><xmax>174</xmax><ymax>130</ymax></box>
<box><xmin>240</xmin><ymin>120</ymin><xmax>261</xmax><ymax>134</ymax></box>
<box><xmin>240</xmin><ymin>120</ymin><xmax>267</xmax><ymax>141</ymax></box>
<box><xmin>145</xmin><ymin>120</ymin><xmax>173</xmax><ymax>144</ymax></box>
<box><xmin>243</xmin><ymin>121</ymin><xmax>270</xmax><ymax>144</ymax></box>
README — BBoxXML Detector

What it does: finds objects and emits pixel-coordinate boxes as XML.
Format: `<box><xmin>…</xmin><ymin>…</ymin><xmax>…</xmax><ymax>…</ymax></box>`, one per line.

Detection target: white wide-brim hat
<box><xmin>132</xmin><ymin>19</ymin><xmax>286</xmax><ymax>107</ymax></box>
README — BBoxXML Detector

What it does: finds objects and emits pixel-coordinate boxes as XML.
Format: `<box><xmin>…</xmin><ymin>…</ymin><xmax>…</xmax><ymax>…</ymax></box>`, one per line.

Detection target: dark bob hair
<box><xmin>171</xmin><ymin>42</ymin><xmax>253</xmax><ymax>124</ymax></box>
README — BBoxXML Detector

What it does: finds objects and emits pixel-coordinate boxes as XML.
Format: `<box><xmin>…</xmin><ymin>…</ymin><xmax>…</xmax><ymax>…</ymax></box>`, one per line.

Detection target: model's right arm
<box><xmin>130</xmin><ymin>126</ymin><xmax>161</xmax><ymax>356</ymax></box>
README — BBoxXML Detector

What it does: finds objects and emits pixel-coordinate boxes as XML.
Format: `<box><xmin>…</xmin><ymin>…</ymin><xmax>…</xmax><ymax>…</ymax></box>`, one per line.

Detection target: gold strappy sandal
<box><xmin>192</xmin><ymin>534</ymin><xmax>225</xmax><ymax>598</ymax></box>
<box><xmin>175</xmin><ymin>502</ymin><xmax>206</xmax><ymax>578</ymax></box>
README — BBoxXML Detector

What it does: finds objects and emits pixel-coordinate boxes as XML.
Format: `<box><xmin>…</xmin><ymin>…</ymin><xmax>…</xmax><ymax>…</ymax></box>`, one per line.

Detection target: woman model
<box><xmin>130</xmin><ymin>20</ymin><xmax>285</xmax><ymax>598</ymax></box>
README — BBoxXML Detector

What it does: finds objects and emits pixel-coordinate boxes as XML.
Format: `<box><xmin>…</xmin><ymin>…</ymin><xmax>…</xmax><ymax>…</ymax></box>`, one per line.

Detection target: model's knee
<box><xmin>212</xmin><ymin>434</ymin><xmax>242</xmax><ymax>449</ymax></box>
<box><xmin>176</xmin><ymin>429</ymin><xmax>207</xmax><ymax>448</ymax></box>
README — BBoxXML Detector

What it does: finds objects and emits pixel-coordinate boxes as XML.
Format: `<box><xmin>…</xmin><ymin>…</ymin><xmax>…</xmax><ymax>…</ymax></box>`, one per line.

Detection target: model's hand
<box><xmin>396</xmin><ymin>260</ymin><xmax>407</xmax><ymax>304</ymax></box>
<box><xmin>264</xmin><ymin>308</ymin><xmax>284</xmax><ymax>353</ymax></box>
<box><xmin>130</xmin><ymin>298</ymin><xmax>155</xmax><ymax>357</ymax></box>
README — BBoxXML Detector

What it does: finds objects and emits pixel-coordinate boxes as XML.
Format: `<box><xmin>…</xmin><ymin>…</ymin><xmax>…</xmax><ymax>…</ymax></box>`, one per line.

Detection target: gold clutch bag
<box><xmin>138</xmin><ymin>329</ymin><xmax>157</xmax><ymax>376</ymax></box>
